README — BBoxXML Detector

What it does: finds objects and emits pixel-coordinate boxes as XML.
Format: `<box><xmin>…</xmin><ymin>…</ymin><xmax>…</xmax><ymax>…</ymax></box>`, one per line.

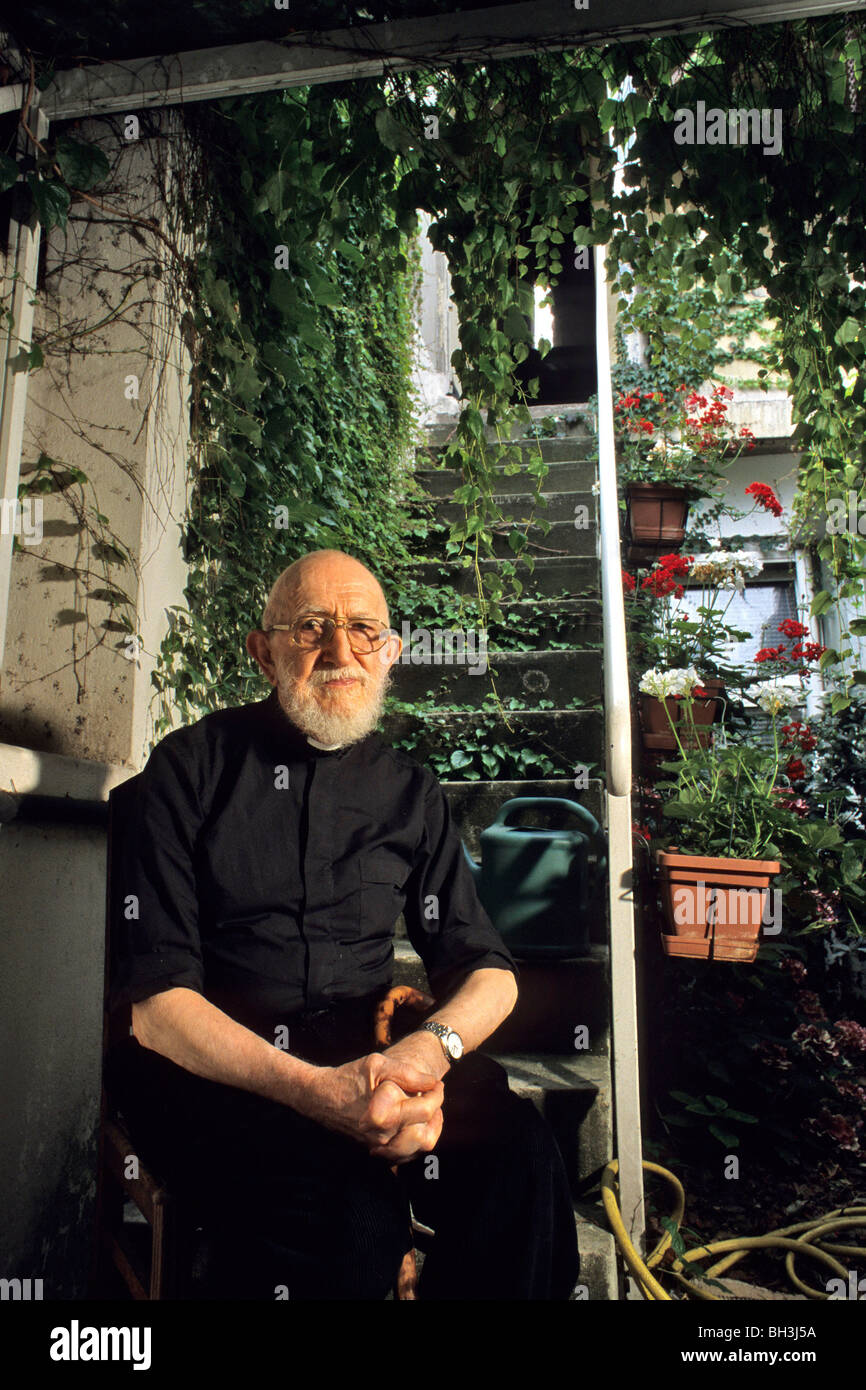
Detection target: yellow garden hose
<box><xmin>601</xmin><ymin>1160</ymin><xmax>866</xmax><ymax>1300</ymax></box>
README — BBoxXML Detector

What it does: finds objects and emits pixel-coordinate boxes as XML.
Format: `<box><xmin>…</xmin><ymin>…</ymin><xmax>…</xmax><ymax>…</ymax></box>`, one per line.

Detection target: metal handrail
<box><xmin>593</xmin><ymin>242</ymin><xmax>646</xmax><ymax>1287</ymax></box>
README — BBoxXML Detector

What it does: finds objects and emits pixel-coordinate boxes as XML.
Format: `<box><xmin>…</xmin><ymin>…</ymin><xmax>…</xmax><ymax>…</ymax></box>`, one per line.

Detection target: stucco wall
<box><xmin>0</xmin><ymin>110</ymin><xmax>192</xmax><ymax>1300</ymax></box>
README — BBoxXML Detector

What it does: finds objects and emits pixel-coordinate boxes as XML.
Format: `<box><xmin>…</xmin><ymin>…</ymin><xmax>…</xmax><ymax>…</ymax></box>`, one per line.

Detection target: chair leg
<box><xmin>396</xmin><ymin>1247</ymin><xmax>418</xmax><ymax>1300</ymax></box>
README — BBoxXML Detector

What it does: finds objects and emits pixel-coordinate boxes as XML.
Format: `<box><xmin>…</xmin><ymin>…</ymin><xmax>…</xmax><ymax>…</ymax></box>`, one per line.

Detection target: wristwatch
<box><xmin>421</xmin><ymin>1020</ymin><xmax>465</xmax><ymax>1061</ymax></box>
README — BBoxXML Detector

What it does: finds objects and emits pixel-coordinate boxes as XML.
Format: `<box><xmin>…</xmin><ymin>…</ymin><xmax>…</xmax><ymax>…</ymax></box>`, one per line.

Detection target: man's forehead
<box><xmin>287</xmin><ymin>571</ymin><xmax>385</xmax><ymax>614</ymax></box>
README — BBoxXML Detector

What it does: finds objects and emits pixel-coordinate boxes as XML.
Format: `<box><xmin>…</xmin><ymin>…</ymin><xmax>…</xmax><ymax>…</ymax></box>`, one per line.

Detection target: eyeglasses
<box><xmin>265</xmin><ymin>615</ymin><xmax>392</xmax><ymax>654</ymax></box>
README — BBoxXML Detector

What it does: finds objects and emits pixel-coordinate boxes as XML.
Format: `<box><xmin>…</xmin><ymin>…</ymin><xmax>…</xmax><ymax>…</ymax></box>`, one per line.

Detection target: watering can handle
<box><xmin>492</xmin><ymin>797</ymin><xmax>602</xmax><ymax>841</ymax></box>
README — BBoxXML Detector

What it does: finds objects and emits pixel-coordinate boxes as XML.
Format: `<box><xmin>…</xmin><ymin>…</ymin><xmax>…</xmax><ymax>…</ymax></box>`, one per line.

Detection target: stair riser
<box><xmin>416</xmin><ymin>460</ymin><xmax>596</xmax><ymax>496</ymax></box>
<box><xmin>487</xmin><ymin>961</ymin><xmax>611</xmax><ymax>1056</ymax></box>
<box><xmin>454</xmin><ymin>522</ymin><xmax>597</xmax><ymax>560</ymax></box>
<box><xmin>390</xmin><ymin>650</ymin><xmax>602</xmax><ymax>704</ymax></box>
<box><xmin>420</xmin><ymin>434</ymin><xmax>595</xmax><ymax>460</ymax></box>
<box><xmin>414</xmin><ymin>558</ymin><xmax>599</xmax><ymax>597</ymax></box>
<box><xmin>433</xmin><ymin>491</ymin><xmax>595</xmax><ymax>524</ymax></box>
<box><xmin>383</xmin><ymin>710</ymin><xmax>604</xmax><ymax>768</ymax></box>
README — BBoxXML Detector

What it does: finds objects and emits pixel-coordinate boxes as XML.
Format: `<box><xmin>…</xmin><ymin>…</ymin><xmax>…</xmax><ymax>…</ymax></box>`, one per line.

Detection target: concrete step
<box><xmin>430</xmin><ymin>489</ymin><xmax>596</xmax><ymax>525</ymax></box>
<box><xmin>573</xmin><ymin>1208</ymin><xmax>619</xmax><ymax>1300</ymax></box>
<box><xmin>390</xmin><ymin>648</ymin><xmax>603</xmax><ymax>705</ymax></box>
<box><xmin>414</xmin><ymin>556</ymin><xmax>599</xmax><ymax>598</ymax></box>
<box><xmin>415</xmin><ymin>458</ymin><xmax>597</xmax><ymax>497</ymax></box>
<box><xmin>484</xmin><ymin>1050</ymin><xmax>612</xmax><ymax>1189</ymax></box>
<box><xmin>383</xmin><ymin>707</ymin><xmax>604</xmax><ymax>773</ymax></box>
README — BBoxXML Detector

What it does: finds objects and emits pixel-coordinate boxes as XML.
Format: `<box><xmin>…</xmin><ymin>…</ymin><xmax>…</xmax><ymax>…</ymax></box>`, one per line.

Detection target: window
<box><xmin>673</xmin><ymin>577</ymin><xmax>798</xmax><ymax>666</ymax></box>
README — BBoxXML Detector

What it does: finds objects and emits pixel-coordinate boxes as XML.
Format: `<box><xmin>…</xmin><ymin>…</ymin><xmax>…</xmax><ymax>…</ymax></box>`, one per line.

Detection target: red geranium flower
<box><xmin>786</xmin><ymin>757</ymin><xmax>807</xmax><ymax>781</ymax></box>
<box><xmin>622</xmin><ymin>569</ymin><xmax>636</xmax><ymax>592</ymax></box>
<box><xmin>754</xmin><ymin>645</ymin><xmax>787</xmax><ymax>663</ymax></box>
<box><xmin>778</xmin><ymin>619</ymin><xmax>809</xmax><ymax>639</ymax></box>
<box><xmin>781</xmin><ymin>721</ymin><xmax>817</xmax><ymax>751</ymax></box>
<box><xmin>790</xmin><ymin>642</ymin><xmax>827</xmax><ymax>662</ymax></box>
<box><xmin>745</xmin><ymin>482</ymin><xmax>783</xmax><ymax>517</ymax></box>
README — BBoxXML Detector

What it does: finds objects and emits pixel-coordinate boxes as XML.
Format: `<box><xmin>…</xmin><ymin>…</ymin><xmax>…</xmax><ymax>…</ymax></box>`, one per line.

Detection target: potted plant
<box><xmin>625</xmin><ymin>547</ymin><xmax>765</xmax><ymax>746</ymax></box>
<box><xmin>615</xmin><ymin>383</ymin><xmax>756</xmax><ymax>557</ymax></box>
<box><xmin>638</xmin><ymin>666</ymin><xmax>717</xmax><ymax>752</ymax></box>
<box><xmin>650</xmin><ymin>679</ymin><xmax>810</xmax><ymax>962</ymax></box>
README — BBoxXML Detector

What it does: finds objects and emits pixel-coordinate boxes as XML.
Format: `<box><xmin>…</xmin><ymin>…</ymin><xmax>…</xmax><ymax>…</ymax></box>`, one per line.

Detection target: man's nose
<box><xmin>320</xmin><ymin>623</ymin><xmax>356</xmax><ymax>664</ymax></box>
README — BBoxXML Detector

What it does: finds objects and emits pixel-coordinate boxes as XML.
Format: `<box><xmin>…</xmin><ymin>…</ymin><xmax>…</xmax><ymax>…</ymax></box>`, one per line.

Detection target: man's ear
<box><xmin>246</xmin><ymin>629</ymin><xmax>277</xmax><ymax>684</ymax></box>
<box><xmin>377</xmin><ymin>627</ymin><xmax>403</xmax><ymax>671</ymax></box>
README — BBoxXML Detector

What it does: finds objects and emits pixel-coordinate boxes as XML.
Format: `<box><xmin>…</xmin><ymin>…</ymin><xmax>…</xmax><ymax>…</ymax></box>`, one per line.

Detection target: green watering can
<box><xmin>463</xmin><ymin>797</ymin><xmax>606</xmax><ymax>959</ymax></box>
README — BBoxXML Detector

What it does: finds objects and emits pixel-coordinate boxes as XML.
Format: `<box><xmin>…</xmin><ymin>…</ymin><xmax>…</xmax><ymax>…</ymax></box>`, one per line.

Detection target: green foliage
<box><xmin>612</xmin><ymin>245</ymin><xmax>778</xmax><ymax>398</ymax></box>
<box><xmin>662</xmin><ymin>1090</ymin><xmax>759</xmax><ymax>1149</ymax></box>
<box><xmin>152</xmin><ymin>86</ymin><xmax>420</xmax><ymax>730</ymax></box>
<box><xmin>607</xmin><ymin>19</ymin><xmax>866</xmax><ymax>700</ymax></box>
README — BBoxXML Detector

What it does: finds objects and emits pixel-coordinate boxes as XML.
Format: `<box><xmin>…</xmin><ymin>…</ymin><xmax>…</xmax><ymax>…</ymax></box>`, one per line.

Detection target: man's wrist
<box><xmin>386</xmin><ymin>1028</ymin><xmax>451</xmax><ymax>1078</ymax></box>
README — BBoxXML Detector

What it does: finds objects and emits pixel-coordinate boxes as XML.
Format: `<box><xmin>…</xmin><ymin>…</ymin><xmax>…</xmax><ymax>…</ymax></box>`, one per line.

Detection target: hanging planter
<box><xmin>625</xmin><ymin>483</ymin><xmax>690</xmax><ymax>558</ymax></box>
<box><xmin>639</xmin><ymin>681</ymin><xmax>724</xmax><ymax>752</ymax></box>
<box><xmin>656</xmin><ymin>848</ymin><xmax>781</xmax><ymax>962</ymax></box>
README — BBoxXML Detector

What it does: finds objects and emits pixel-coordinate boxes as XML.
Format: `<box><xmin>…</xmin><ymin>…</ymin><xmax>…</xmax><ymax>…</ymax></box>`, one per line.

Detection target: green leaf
<box><xmin>708</xmin><ymin>1125</ymin><xmax>740</xmax><ymax>1148</ymax></box>
<box><xmin>55</xmin><ymin>136</ymin><xmax>110</xmax><ymax>191</ymax></box>
<box><xmin>834</xmin><ymin>317</ymin><xmax>862</xmax><ymax>346</ymax></box>
<box><xmin>374</xmin><ymin>107</ymin><xmax>415</xmax><ymax>154</ymax></box>
<box><xmin>502</xmin><ymin>304</ymin><xmax>532</xmax><ymax>343</ymax></box>
<box><xmin>26</xmin><ymin>174</ymin><xmax>71</xmax><ymax>230</ymax></box>
<box><xmin>335</xmin><ymin>239</ymin><xmax>366</xmax><ymax>267</ymax></box>
<box><xmin>810</xmin><ymin>589</ymin><xmax>834</xmax><ymax>617</ymax></box>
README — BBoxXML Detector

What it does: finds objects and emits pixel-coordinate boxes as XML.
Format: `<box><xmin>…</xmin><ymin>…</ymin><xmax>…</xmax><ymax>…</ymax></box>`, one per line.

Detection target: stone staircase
<box><xmin>386</xmin><ymin>413</ymin><xmax>618</xmax><ymax>1300</ymax></box>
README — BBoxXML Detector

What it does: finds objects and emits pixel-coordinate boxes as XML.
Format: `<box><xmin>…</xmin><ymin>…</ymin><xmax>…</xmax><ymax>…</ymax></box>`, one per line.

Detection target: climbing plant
<box><xmin>7</xmin><ymin>11</ymin><xmax>866</xmax><ymax>721</ymax></box>
<box><xmin>151</xmin><ymin>85</ymin><xmax>421</xmax><ymax>730</ymax></box>
<box><xmin>605</xmin><ymin>18</ymin><xmax>866</xmax><ymax>703</ymax></box>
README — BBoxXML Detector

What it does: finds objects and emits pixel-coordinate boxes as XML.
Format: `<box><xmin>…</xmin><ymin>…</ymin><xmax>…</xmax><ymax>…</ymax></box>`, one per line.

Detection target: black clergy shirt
<box><xmin>109</xmin><ymin>688</ymin><xmax>518</xmax><ymax>1039</ymax></box>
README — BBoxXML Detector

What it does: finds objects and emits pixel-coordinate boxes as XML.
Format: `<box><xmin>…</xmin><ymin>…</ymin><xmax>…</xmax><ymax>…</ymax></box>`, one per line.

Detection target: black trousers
<box><xmin>104</xmin><ymin>999</ymin><xmax>580</xmax><ymax>1301</ymax></box>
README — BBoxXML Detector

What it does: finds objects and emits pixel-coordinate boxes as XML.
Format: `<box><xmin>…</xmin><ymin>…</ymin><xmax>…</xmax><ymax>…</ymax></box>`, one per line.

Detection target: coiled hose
<box><xmin>601</xmin><ymin>1159</ymin><xmax>866</xmax><ymax>1300</ymax></box>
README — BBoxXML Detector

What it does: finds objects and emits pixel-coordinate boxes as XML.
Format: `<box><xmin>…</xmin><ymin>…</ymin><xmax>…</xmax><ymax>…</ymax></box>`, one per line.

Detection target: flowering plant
<box><xmin>624</xmin><ymin>546</ymin><xmax>760</xmax><ymax>676</ymax></box>
<box><xmin>649</xmin><ymin>679</ymin><xmax>844</xmax><ymax>863</ymax></box>
<box><xmin>615</xmin><ymin>383</ymin><xmax>755</xmax><ymax>491</ymax></box>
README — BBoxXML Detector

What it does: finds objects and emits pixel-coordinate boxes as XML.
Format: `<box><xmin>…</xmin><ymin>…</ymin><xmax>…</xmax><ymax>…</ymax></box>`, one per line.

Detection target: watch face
<box><xmin>446</xmin><ymin>1033</ymin><xmax>464</xmax><ymax>1060</ymax></box>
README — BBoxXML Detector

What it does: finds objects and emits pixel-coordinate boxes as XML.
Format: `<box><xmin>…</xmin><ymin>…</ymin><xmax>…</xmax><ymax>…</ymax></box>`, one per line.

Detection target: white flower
<box><xmin>591</xmin><ymin>480</ymin><xmax>601</xmax><ymax>496</ymax></box>
<box><xmin>639</xmin><ymin>666</ymin><xmax>702</xmax><ymax>698</ymax></box>
<box><xmin>639</xmin><ymin>667</ymin><xmax>676</xmax><ymax>698</ymax></box>
<box><xmin>688</xmin><ymin>549</ymin><xmax>764</xmax><ymax>590</ymax></box>
<box><xmin>754</xmin><ymin>683</ymin><xmax>799</xmax><ymax>716</ymax></box>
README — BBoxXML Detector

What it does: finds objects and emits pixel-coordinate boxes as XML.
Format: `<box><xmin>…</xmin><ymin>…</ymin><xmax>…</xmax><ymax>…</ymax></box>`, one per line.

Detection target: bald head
<box><xmin>261</xmin><ymin>550</ymin><xmax>390</xmax><ymax>631</ymax></box>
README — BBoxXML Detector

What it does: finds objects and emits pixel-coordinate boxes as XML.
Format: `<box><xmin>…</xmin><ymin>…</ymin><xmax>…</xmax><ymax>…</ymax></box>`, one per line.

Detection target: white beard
<box><xmin>275</xmin><ymin>664</ymin><xmax>390</xmax><ymax>747</ymax></box>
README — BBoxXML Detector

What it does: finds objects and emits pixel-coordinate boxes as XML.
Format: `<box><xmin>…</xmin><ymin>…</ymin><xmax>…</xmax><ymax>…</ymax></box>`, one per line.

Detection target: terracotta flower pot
<box><xmin>656</xmin><ymin>848</ymin><xmax>781</xmax><ymax>963</ymax></box>
<box><xmin>640</xmin><ymin>693</ymin><xmax>679</xmax><ymax>734</ymax></box>
<box><xmin>639</xmin><ymin>693</ymin><xmax>715</xmax><ymax>751</ymax></box>
<box><xmin>626</xmin><ymin>484</ymin><xmax>689</xmax><ymax>548</ymax></box>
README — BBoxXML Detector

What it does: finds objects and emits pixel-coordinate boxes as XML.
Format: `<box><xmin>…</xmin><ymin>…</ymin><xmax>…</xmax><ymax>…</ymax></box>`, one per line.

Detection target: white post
<box><xmin>0</xmin><ymin>103</ymin><xmax>48</xmax><ymax>682</ymax></box>
<box><xmin>594</xmin><ymin>242</ymin><xmax>647</xmax><ymax>1292</ymax></box>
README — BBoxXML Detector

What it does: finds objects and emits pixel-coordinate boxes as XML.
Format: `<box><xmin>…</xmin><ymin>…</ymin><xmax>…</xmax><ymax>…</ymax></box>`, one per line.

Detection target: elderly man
<box><xmin>106</xmin><ymin>549</ymin><xmax>580</xmax><ymax>1300</ymax></box>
